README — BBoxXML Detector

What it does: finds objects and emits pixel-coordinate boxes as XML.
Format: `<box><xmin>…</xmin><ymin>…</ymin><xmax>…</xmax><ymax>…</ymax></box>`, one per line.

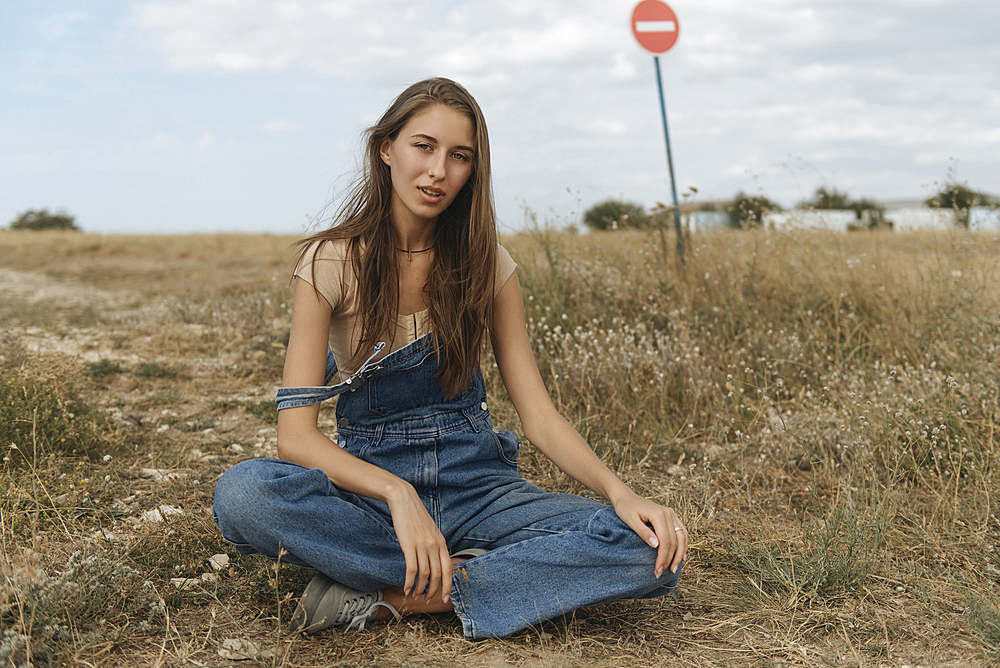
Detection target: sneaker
<box><xmin>290</xmin><ymin>574</ymin><xmax>400</xmax><ymax>634</ymax></box>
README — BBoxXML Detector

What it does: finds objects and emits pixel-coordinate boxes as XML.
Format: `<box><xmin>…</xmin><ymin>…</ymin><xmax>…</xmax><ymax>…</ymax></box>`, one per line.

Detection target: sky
<box><xmin>2</xmin><ymin>0</ymin><xmax>998</xmax><ymax>235</ymax></box>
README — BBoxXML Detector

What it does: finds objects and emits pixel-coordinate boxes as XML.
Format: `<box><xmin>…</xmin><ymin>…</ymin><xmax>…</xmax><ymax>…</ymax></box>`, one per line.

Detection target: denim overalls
<box><xmin>213</xmin><ymin>337</ymin><xmax>680</xmax><ymax>639</ymax></box>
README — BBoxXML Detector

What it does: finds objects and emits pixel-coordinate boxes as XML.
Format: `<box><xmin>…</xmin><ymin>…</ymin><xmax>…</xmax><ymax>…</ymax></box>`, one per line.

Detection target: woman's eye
<box><xmin>416</xmin><ymin>143</ymin><xmax>431</xmax><ymax>150</ymax></box>
<box><xmin>453</xmin><ymin>152</ymin><xmax>470</xmax><ymax>162</ymax></box>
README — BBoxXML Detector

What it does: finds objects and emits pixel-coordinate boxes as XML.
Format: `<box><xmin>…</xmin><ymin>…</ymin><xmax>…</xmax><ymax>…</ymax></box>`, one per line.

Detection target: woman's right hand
<box><xmin>385</xmin><ymin>482</ymin><xmax>452</xmax><ymax>604</ymax></box>
<box><xmin>280</xmin><ymin>278</ymin><xmax>452</xmax><ymax>603</ymax></box>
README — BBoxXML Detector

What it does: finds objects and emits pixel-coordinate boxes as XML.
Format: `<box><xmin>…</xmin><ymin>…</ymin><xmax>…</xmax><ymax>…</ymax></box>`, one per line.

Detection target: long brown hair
<box><xmin>297</xmin><ymin>78</ymin><xmax>497</xmax><ymax>397</ymax></box>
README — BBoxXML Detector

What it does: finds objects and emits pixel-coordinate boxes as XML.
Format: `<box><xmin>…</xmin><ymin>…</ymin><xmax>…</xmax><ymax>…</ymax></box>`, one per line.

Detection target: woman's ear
<box><xmin>379</xmin><ymin>137</ymin><xmax>392</xmax><ymax>166</ymax></box>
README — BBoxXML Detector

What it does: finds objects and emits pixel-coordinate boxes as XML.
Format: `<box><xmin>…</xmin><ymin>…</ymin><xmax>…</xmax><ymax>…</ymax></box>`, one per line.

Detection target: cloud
<box><xmin>111</xmin><ymin>0</ymin><xmax>1000</xmax><ymax>221</ymax></box>
<box><xmin>131</xmin><ymin>0</ymin><xmax>638</xmax><ymax>82</ymax></box>
<box><xmin>259</xmin><ymin>120</ymin><xmax>307</xmax><ymax>136</ymax></box>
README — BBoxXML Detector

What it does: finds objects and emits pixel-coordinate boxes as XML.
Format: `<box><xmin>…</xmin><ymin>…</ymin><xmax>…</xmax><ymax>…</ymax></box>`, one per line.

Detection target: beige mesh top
<box><xmin>293</xmin><ymin>239</ymin><xmax>517</xmax><ymax>384</ymax></box>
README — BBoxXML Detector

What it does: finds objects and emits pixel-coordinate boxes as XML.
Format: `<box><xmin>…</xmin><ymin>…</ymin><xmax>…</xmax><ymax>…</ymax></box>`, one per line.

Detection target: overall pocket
<box><xmin>490</xmin><ymin>427</ymin><xmax>521</xmax><ymax>468</ymax></box>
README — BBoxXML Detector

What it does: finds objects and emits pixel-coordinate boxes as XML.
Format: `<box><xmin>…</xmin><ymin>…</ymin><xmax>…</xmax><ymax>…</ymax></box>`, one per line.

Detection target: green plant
<box><xmin>242</xmin><ymin>399</ymin><xmax>278</xmax><ymax>424</ymax></box>
<box><xmin>0</xmin><ymin>365</ymin><xmax>120</xmax><ymax>463</ymax></box>
<box><xmin>925</xmin><ymin>183</ymin><xmax>998</xmax><ymax>227</ymax></box>
<box><xmin>800</xmin><ymin>188</ymin><xmax>888</xmax><ymax>229</ymax></box>
<box><xmin>727</xmin><ymin>191</ymin><xmax>782</xmax><ymax>228</ymax></box>
<box><xmin>7</xmin><ymin>209</ymin><xmax>79</xmax><ymax>232</ymax></box>
<box><xmin>2</xmin><ymin>550</ymin><xmax>163</xmax><ymax>663</ymax></box>
<box><xmin>135</xmin><ymin>361</ymin><xmax>182</xmax><ymax>379</ymax></box>
<box><xmin>582</xmin><ymin>199</ymin><xmax>648</xmax><ymax>231</ymax></box>
<box><xmin>85</xmin><ymin>359</ymin><xmax>127</xmax><ymax>380</ymax></box>
<box><xmin>728</xmin><ymin>488</ymin><xmax>892</xmax><ymax>609</ymax></box>
<box><xmin>967</xmin><ymin>594</ymin><xmax>1000</xmax><ymax>662</ymax></box>
<box><xmin>804</xmin><ymin>186</ymin><xmax>852</xmax><ymax>210</ymax></box>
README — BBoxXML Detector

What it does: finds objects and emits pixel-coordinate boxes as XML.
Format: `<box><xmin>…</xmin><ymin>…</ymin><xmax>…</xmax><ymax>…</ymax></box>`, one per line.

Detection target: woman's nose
<box><xmin>427</xmin><ymin>152</ymin><xmax>446</xmax><ymax>180</ymax></box>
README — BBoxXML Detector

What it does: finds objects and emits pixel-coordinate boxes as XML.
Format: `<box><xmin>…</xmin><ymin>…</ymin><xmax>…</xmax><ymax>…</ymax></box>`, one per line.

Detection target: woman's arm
<box><xmin>490</xmin><ymin>272</ymin><xmax>687</xmax><ymax>577</ymax></box>
<box><xmin>277</xmin><ymin>277</ymin><xmax>452</xmax><ymax>603</ymax></box>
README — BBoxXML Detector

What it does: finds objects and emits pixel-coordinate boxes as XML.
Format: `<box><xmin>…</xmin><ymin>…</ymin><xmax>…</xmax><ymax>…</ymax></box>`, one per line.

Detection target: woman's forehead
<box><xmin>401</xmin><ymin>104</ymin><xmax>475</xmax><ymax>149</ymax></box>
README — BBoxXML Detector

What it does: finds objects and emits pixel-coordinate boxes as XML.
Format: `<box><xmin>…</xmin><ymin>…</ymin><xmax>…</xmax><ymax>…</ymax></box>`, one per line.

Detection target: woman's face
<box><xmin>379</xmin><ymin>104</ymin><xmax>476</xmax><ymax>229</ymax></box>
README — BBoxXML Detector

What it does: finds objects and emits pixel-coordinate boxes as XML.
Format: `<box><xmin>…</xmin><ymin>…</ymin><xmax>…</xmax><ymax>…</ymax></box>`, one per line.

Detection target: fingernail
<box><xmin>671</xmin><ymin>565</ymin><xmax>678</xmax><ymax>573</ymax></box>
<box><xmin>654</xmin><ymin>568</ymin><xmax>662</xmax><ymax>579</ymax></box>
<box><xmin>648</xmin><ymin>536</ymin><xmax>659</xmax><ymax>548</ymax></box>
<box><xmin>443</xmin><ymin>595</ymin><xmax>450</xmax><ymax>604</ymax></box>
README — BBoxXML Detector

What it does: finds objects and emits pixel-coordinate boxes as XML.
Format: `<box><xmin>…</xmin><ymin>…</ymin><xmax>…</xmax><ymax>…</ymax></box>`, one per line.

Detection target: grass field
<box><xmin>1</xmin><ymin>227</ymin><xmax>998</xmax><ymax>667</ymax></box>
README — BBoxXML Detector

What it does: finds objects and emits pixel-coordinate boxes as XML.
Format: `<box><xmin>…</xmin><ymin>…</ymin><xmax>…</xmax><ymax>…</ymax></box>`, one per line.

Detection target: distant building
<box><xmin>969</xmin><ymin>207</ymin><xmax>1000</xmax><ymax>232</ymax></box>
<box><xmin>690</xmin><ymin>210</ymin><xmax>729</xmax><ymax>231</ymax></box>
<box><xmin>680</xmin><ymin>199</ymin><xmax>999</xmax><ymax>233</ymax></box>
<box><xmin>763</xmin><ymin>210</ymin><xmax>856</xmax><ymax>232</ymax></box>
<box><xmin>882</xmin><ymin>199</ymin><xmax>953</xmax><ymax>231</ymax></box>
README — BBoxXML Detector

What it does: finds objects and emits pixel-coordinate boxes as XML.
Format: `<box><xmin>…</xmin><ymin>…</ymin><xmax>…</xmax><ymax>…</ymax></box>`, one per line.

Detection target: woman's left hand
<box><xmin>611</xmin><ymin>491</ymin><xmax>687</xmax><ymax>578</ymax></box>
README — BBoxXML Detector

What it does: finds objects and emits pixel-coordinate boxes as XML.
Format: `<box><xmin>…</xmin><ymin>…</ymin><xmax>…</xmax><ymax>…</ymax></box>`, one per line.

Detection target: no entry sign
<box><xmin>629</xmin><ymin>0</ymin><xmax>685</xmax><ymax>264</ymax></box>
<box><xmin>631</xmin><ymin>0</ymin><xmax>679</xmax><ymax>54</ymax></box>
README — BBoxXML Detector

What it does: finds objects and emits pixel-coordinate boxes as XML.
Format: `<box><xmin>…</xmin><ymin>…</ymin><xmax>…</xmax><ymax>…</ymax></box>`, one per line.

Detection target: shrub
<box><xmin>135</xmin><ymin>361</ymin><xmax>182</xmax><ymax>379</ymax></box>
<box><xmin>242</xmin><ymin>399</ymin><xmax>278</xmax><ymax>424</ymax></box>
<box><xmin>727</xmin><ymin>488</ymin><xmax>891</xmax><ymax>609</ymax></box>
<box><xmin>803</xmin><ymin>186</ymin><xmax>851</xmax><ymax>210</ymax></box>
<box><xmin>2</xmin><ymin>550</ymin><xmax>163</xmax><ymax>663</ymax></box>
<box><xmin>925</xmin><ymin>183</ymin><xmax>998</xmax><ymax>227</ymax></box>
<box><xmin>728</xmin><ymin>191</ymin><xmax>782</xmax><ymax>228</ymax></box>
<box><xmin>85</xmin><ymin>359</ymin><xmax>127</xmax><ymax>380</ymax></box>
<box><xmin>0</xmin><ymin>360</ymin><xmax>120</xmax><ymax>463</ymax></box>
<box><xmin>7</xmin><ymin>209</ymin><xmax>79</xmax><ymax>232</ymax></box>
<box><xmin>582</xmin><ymin>199</ymin><xmax>648</xmax><ymax>231</ymax></box>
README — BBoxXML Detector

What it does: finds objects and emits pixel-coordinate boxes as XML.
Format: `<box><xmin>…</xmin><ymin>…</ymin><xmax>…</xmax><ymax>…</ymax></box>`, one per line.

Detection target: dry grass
<box><xmin>1</xmin><ymin>227</ymin><xmax>998</xmax><ymax>666</ymax></box>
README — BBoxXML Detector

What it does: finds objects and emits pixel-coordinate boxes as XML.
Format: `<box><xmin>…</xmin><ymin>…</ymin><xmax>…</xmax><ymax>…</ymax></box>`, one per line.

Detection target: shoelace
<box><xmin>341</xmin><ymin>594</ymin><xmax>400</xmax><ymax>632</ymax></box>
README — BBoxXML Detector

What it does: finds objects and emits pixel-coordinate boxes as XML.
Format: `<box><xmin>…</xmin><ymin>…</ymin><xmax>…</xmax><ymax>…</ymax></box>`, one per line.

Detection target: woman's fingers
<box><xmin>670</xmin><ymin>523</ymin><xmax>688</xmax><ymax>573</ymax></box>
<box><xmin>439</xmin><ymin>547</ymin><xmax>453</xmax><ymax>603</ymax></box>
<box><xmin>401</xmin><ymin>535</ymin><xmax>450</xmax><ymax>600</ymax></box>
<box><xmin>618</xmin><ymin>512</ymin><xmax>665</xmax><ymax>574</ymax></box>
<box><xmin>402</xmin><ymin>546</ymin><xmax>417</xmax><ymax>596</ymax></box>
<box><xmin>388</xmin><ymin>484</ymin><xmax>449</xmax><ymax>598</ymax></box>
<box><xmin>654</xmin><ymin>509</ymin><xmax>688</xmax><ymax>576</ymax></box>
<box><xmin>423</xmin><ymin>547</ymin><xmax>441</xmax><ymax>603</ymax></box>
<box><xmin>643</xmin><ymin>509</ymin><xmax>673</xmax><ymax>578</ymax></box>
<box><xmin>413</xmin><ymin>550</ymin><xmax>431</xmax><ymax>596</ymax></box>
<box><xmin>612</xmin><ymin>494</ymin><xmax>688</xmax><ymax>578</ymax></box>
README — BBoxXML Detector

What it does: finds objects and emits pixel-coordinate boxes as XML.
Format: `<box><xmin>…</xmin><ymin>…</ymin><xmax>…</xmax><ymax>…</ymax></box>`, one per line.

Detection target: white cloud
<box><xmin>260</xmin><ymin>120</ymin><xmax>307</xmax><ymax>136</ymax></box>
<box><xmin>131</xmin><ymin>0</ymin><xmax>642</xmax><ymax>82</ymax></box>
<box><xmin>7</xmin><ymin>0</ymin><xmax>998</xmax><ymax>234</ymax></box>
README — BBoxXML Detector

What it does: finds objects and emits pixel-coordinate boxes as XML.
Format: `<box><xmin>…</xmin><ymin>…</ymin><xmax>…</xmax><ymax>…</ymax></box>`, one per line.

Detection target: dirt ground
<box><xmin>1</xmin><ymin>231</ymin><xmax>995</xmax><ymax>667</ymax></box>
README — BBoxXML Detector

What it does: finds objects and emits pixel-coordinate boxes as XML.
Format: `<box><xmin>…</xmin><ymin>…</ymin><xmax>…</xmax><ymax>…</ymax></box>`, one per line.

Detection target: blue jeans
<box><xmin>213</xmin><ymin>337</ymin><xmax>680</xmax><ymax>639</ymax></box>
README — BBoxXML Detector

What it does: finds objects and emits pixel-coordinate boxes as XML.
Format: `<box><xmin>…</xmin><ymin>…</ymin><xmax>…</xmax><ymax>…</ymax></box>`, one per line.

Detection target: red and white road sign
<box><xmin>631</xmin><ymin>0</ymin><xmax>679</xmax><ymax>54</ymax></box>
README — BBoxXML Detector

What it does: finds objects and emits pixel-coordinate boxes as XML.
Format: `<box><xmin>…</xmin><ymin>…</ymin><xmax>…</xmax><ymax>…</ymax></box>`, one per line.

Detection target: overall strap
<box><xmin>275</xmin><ymin>342</ymin><xmax>385</xmax><ymax>411</ymax></box>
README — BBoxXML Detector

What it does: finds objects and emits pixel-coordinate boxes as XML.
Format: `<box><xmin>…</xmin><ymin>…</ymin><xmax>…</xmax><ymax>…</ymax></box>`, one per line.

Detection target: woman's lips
<box><xmin>420</xmin><ymin>186</ymin><xmax>444</xmax><ymax>201</ymax></box>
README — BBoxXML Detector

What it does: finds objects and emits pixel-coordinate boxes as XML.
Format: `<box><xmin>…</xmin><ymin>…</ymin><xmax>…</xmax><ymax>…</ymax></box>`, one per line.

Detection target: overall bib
<box><xmin>213</xmin><ymin>337</ymin><xmax>680</xmax><ymax>639</ymax></box>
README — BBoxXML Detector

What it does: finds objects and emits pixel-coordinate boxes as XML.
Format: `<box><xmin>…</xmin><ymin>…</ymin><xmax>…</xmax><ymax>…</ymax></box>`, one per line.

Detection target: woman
<box><xmin>213</xmin><ymin>77</ymin><xmax>686</xmax><ymax>640</ymax></box>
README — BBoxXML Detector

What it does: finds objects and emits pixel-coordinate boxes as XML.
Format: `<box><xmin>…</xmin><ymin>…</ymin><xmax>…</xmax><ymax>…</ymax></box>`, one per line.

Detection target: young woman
<box><xmin>213</xmin><ymin>77</ymin><xmax>686</xmax><ymax>640</ymax></box>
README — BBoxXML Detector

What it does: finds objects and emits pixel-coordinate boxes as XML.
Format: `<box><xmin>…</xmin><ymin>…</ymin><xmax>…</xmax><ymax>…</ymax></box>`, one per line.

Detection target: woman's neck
<box><xmin>393</xmin><ymin>219</ymin><xmax>437</xmax><ymax>252</ymax></box>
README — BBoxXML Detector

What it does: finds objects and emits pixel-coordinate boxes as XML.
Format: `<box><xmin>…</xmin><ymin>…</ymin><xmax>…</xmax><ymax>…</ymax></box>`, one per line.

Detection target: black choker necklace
<box><xmin>395</xmin><ymin>245</ymin><xmax>434</xmax><ymax>266</ymax></box>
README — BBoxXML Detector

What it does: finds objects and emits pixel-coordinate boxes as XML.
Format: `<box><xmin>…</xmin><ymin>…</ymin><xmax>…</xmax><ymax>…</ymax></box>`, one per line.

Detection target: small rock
<box><xmin>218</xmin><ymin>638</ymin><xmax>278</xmax><ymax>661</ymax></box>
<box><xmin>141</xmin><ymin>504</ymin><xmax>183</xmax><ymax>522</ymax></box>
<box><xmin>208</xmin><ymin>554</ymin><xmax>230</xmax><ymax>571</ymax></box>
<box><xmin>170</xmin><ymin>577</ymin><xmax>201</xmax><ymax>590</ymax></box>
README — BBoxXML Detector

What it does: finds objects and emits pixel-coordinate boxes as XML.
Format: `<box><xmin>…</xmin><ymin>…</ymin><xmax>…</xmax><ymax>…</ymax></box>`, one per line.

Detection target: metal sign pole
<box><xmin>653</xmin><ymin>55</ymin><xmax>685</xmax><ymax>266</ymax></box>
